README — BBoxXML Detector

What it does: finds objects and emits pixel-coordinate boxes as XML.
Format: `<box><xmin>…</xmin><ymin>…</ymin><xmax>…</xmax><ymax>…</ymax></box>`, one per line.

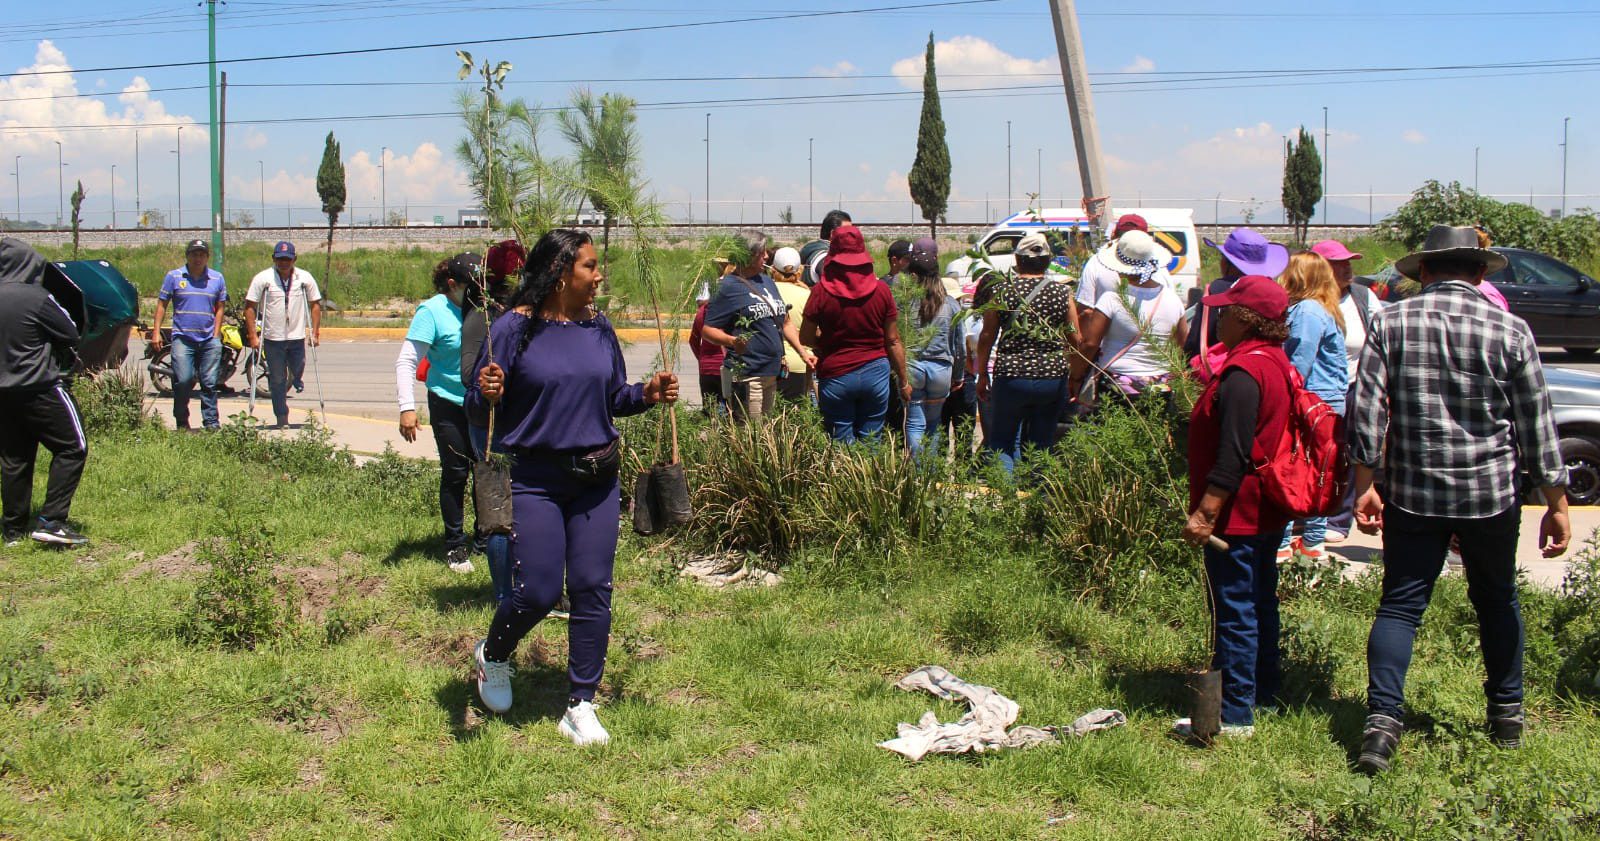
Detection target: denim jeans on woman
<box><xmin>170</xmin><ymin>335</ymin><xmax>222</xmax><ymax>429</ymax></box>
<box><xmin>982</xmin><ymin>376</ymin><xmax>1067</xmax><ymax>474</ymax></box>
<box><xmin>1205</xmin><ymin>533</ymin><xmax>1282</xmax><ymax>726</ymax></box>
<box><xmin>905</xmin><ymin>359</ymin><xmax>952</xmax><ymax>455</ymax></box>
<box><xmin>817</xmin><ymin>357</ymin><xmax>891</xmax><ymax>443</ymax></box>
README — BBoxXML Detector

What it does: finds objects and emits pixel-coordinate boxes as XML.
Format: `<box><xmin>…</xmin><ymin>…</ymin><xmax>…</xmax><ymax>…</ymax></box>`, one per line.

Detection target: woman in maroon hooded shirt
<box><xmin>1181</xmin><ymin>275</ymin><xmax>1295</xmax><ymax>740</ymax></box>
<box><xmin>801</xmin><ymin>225</ymin><xmax>910</xmax><ymax>443</ymax></box>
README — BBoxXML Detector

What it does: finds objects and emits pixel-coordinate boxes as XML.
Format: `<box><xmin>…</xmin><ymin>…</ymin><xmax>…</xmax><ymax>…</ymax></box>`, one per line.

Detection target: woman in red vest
<box><xmin>1180</xmin><ymin>275</ymin><xmax>1296</xmax><ymax>740</ymax></box>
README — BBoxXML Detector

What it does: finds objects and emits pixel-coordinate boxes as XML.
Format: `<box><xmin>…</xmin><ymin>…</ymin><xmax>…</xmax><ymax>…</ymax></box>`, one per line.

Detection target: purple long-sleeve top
<box><xmin>466</xmin><ymin>310</ymin><xmax>651</xmax><ymax>453</ymax></box>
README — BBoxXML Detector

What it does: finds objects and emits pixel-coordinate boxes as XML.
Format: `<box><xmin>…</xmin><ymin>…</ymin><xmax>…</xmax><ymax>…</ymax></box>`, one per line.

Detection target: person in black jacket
<box><xmin>0</xmin><ymin>238</ymin><xmax>89</xmax><ymax>546</ymax></box>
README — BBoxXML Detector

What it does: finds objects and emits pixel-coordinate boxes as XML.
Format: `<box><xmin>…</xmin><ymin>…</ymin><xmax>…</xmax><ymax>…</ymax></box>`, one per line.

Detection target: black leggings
<box><xmin>0</xmin><ymin>385</ymin><xmax>87</xmax><ymax>536</ymax></box>
<box><xmin>428</xmin><ymin>392</ymin><xmax>472</xmax><ymax>550</ymax></box>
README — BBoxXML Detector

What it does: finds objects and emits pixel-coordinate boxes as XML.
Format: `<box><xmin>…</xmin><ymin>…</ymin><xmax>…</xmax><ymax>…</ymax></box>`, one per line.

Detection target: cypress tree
<box><xmin>316</xmin><ymin>132</ymin><xmax>346</xmax><ymax>297</ymax></box>
<box><xmin>908</xmin><ymin>32</ymin><xmax>950</xmax><ymax>237</ymax></box>
<box><xmin>1281</xmin><ymin>126</ymin><xmax>1321</xmax><ymax>244</ymax></box>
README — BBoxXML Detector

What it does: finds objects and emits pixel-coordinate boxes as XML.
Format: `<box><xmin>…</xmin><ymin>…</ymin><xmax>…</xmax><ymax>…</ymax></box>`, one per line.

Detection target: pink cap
<box><xmin>1311</xmin><ymin>240</ymin><xmax>1363</xmax><ymax>262</ymax></box>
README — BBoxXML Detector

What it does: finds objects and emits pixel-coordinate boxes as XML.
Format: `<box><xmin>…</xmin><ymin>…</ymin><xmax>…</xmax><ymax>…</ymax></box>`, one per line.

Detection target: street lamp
<box><xmin>110</xmin><ymin>164</ymin><xmax>117</xmax><ymax>229</ymax></box>
<box><xmin>1474</xmin><ymin>146</ymin><xmax>1480</xmax><ymax>194</ymax></box>
<box><xmin>1322</xmin><ymin>106</ymin><xmax>1329</xmax><ymax>225</ymax></box>
<box><xmin>1006</xmin><ymin>120</ymin><xmax>1012</xmax><ymax>215</ymax></box>
<box><xmin>378</xmin><ymin>146</ymin><xmax>387</xmax><ymax>225</ymax></box>
<box><xmin>175</xmin><ymin>125</ymin><xmax>183</xmax><ymax>228</ymax></box>
<box><xmin>11</xmin><ymin>156</ymin><xmax>18</xmax><ymax>225</ymax></box>
<box><xmin>808</xmin><ymin>137</ymin><xmax>814</xmax><ymax>224</ymax></box>
<box><xmin>1036</xmin><ymin>147</ymin><xmax>1042</xmax><ymax>205</ymax></box>
<box><xmin>258</xmin><ymin>160</ymin><xmax>265</xmax><ymax>228</ymax></box>
<box><xmin>54</xmin><ymin>140</ymin><xmax>63</xmax><ymax>228</ymax></box>
<box><xmin>1561</xmin><ymin>117</ymin><xmax>1571</xmax><ymax>218</ymax></box>
<box><xmin>703</xmin><ymin>114</ymin><xmax>711</xmax><ymax>224</ymax></box>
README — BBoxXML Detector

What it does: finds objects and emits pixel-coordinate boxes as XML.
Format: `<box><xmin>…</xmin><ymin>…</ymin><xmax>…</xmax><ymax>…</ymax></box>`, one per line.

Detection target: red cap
<box><xmin>486</xmin><ymin>239</ymin><xmax>525</xmax><ymax>280</ymax></box>
<box><xmin>825</xmin><ymin>224</ymin><xmax>875</xmax><ymax>268</ymax></box>
<box><xmin>1113</xmin><ymin>213</ymin><xmax>1149</xmax><ymax>238</ymax></box>
<box><xmin>1201</xmin><ymin>275</ymin><xmax>1288</xmax><ymax>321</ymax></box>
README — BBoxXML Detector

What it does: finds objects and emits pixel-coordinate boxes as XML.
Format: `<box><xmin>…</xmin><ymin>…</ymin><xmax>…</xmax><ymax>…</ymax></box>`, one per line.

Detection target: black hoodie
<box><xmin>0</xmin><ymin>238</ymin><xmax>79</xmax><ymax>391</ymax></box>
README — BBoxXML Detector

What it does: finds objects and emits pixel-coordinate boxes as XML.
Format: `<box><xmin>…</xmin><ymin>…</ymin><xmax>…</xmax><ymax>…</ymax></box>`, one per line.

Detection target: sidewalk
<box><xmin>157</xmin><ymin>403</ymin><xmax>437</xmax><ymax>461</ymax></box>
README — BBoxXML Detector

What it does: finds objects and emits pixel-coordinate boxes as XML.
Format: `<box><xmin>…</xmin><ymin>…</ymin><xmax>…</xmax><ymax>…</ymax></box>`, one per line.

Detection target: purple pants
<box><xmin>482</xmin><ymin>456</ymin><xmax>619</xmax><ymax>702</ymax></box>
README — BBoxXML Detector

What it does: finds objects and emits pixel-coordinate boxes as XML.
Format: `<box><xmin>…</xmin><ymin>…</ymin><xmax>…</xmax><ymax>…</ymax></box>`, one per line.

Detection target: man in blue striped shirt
<box><xmin>151</xmin><ymin>240</ymin><xmax>228</xmax><ymax>429</ymax></box>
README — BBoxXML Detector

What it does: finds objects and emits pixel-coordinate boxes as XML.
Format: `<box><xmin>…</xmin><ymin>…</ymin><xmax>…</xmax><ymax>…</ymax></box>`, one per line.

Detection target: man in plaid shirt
<box><xmin>1347</xmin><ymin>225</ymin><xmax>1570</xmax><ymax>774</ymax></box>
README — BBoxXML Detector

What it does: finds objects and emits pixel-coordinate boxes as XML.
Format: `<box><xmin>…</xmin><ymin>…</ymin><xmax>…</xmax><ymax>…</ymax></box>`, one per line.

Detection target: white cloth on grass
<box><xmin>877</xmin><ymin>665</ymin><xmax>1125</xmax><ymax>761</ymax></box>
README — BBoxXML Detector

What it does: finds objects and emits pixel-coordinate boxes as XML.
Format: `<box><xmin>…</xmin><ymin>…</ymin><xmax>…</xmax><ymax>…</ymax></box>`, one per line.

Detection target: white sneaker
<box><xmin>1171</xmin><ymin>718</ymin><xmax>1254</xmax><ymax>741</ymax></box>
<box><xmin>447</xmin><ymin>545</ymin><xmax>475</xmax><ymax>574</ymax></box>
<box><xmin>558</xmin><ymin>700</ymin><xmax>610</xmax><ymax>746</ymax></box>
<box><xmin>474</xmin><ymin>640</ymin><xmax>513</xmax><ymax>714</ymax></box>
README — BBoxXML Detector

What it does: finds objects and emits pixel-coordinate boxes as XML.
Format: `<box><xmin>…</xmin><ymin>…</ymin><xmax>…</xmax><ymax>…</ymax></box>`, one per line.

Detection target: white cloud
<box><xmin>0</xmin><ymin>41</ymin><xmax>204</xmax><ymax>212</ymax></box>
<box><xmin>891</xmin><ymin>36</ymin><xmax>1055</xmax><ymax>90</ymax></box>
<box><xmin>241</xmin><ymin>129</ymin><xmax>268</xmax><ymax>151</ymax></box>
<box><xmin>858</xmin><ymin>162</ymin><xmax>872</xmax><ymax>174</ymax></box>
<box><xmin>1401</xmin><ymin>129</ymin><xmax>1427</xmax><ymax>144</ymax></box>
<box><xmin>1120</xmin><ymin>55</ymin><xmax>1156</xmax><ymax>74</ymax></box>
<box><xmin>812</xmin><ymin>61</ymin><xmax>858</xmax><ymax>78</ymax></box>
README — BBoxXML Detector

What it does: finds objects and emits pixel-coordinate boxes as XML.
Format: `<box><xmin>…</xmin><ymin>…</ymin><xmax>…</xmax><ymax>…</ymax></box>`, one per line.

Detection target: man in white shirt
<box><xmin>243</xmin><ymin>241</ymin><xmax>323</xmax><ymax>429</ymax></box>
<box><xmin>1312</xmin><ymin>239</ymin><xmax>1381</xmax><ymax>542</ymax></box>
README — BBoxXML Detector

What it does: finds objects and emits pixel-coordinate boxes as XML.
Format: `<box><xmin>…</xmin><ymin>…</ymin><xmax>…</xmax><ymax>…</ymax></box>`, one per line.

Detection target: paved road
<box><xmin>131</xmin><ymin>337</ymin><xmax>705</xmax><ymax>421</ymax></box>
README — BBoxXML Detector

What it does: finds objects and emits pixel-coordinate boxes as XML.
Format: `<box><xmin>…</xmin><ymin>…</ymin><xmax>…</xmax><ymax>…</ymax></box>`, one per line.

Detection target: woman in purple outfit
<box><xmin>466</xmin><ymin>229</ymin><xmax>678</xmax><ymax>745</ymax></box>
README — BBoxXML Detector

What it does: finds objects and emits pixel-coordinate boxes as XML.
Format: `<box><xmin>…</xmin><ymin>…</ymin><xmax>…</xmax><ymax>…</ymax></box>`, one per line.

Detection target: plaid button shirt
<box><xmin>1349</xmin><ymin>279</ymin><xmax>1567</xmax><ymax>518</ymax></box>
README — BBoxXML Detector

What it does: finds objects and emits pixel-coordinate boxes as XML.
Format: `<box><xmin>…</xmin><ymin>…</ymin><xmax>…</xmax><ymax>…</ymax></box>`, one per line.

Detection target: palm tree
<box><xmin>555</xmin><ymin>89</ymin><xmax>641</xmax><ymax>267</ymax></box>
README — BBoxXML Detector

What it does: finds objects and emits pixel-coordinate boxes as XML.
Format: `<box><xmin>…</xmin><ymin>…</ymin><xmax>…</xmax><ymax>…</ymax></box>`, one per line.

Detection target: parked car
<box><xmin>1362</xmin><ymin>246</ymin><xmax>1600</xmax><ymax>356</ymax></box>
<box><xmin>943</xmin><ymin>207</ymin><xmax>1201</xmax><ymax>298</ymax></box>
<box><xmin>1545</xmin><ymin>366</ymin><xmax>1600</xmax><ymax>506</ymax></box>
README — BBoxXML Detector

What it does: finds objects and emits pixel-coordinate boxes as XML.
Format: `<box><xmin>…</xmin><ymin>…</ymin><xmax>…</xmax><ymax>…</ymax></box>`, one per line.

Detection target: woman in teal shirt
<box><xmin>396</xmin><ymin>253</ymin><xmax>475</xmax><ymax>572</ymax></box>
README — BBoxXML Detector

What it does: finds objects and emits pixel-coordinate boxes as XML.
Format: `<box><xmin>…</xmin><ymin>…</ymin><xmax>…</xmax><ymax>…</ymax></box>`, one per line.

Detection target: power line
<box><xmin>10</xmin><ymin>61</ymin><xmax>1600</xmax><ymax>135</ymax></box>
<box><xmin>0</xmin><ymin>0</ymin><xmax>1002</xmax><ymax>79</ymax></box>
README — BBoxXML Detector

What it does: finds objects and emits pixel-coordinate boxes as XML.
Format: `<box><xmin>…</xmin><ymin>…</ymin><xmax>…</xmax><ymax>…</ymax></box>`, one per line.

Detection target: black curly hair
<box><xmin>512</xmin><ymin>228</ymin><xmax>593</xmax><ymax>354</ymax></box>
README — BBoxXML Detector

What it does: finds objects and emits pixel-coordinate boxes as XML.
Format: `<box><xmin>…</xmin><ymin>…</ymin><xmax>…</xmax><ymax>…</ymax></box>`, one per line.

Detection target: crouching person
<box><xmin>1181</xmin><ymin>276</ymin><xmax>1296</xmax><ymax>740</ymax></box>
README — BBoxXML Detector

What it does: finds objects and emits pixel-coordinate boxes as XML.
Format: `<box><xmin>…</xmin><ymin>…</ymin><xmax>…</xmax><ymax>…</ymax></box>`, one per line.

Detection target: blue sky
<box><xmin>1</xmin><ymin>0</ymin><xmax>1596</xmax><ymax>228</ymax></box>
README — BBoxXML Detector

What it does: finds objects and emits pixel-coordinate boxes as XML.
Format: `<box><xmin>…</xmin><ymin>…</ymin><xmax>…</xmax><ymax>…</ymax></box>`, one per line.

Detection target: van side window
<box><xmin>984</xmin><ymin>235</ymin><xmax>1020</xmax><ymax>256</ymax></box>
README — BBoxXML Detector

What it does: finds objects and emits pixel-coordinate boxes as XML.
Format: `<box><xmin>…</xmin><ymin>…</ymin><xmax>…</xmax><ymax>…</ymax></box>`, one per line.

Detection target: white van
<box><xmin>944</xmin><ymin>207</ymin><xmax>1200</xmax><ymax>298</ymax></box>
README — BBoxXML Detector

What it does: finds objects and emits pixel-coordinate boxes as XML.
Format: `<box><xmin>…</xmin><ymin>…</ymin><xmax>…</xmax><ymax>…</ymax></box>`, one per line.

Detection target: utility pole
<box><xmin>134</xmin><ymin>131</ymin><xmax>141</xmax><ymax>223</ymax></box>
<box><xmin>1282</xmin><ymin>135</ymin><xmax>1288</xmax><ymax>223</ymax></box>
<box><xmin>808</xmin><ymin>137</ymin><xmax>814</xmax><ymax>224</ymax></box>
<box><xmin>1322</xmin><ymin>106</ymin><xmax>1329</xmax><ymax>225</ymax></box>
<box><xmin>207</xmin><ymin>0</ymin><xmax>223</xmax><ymax>258</ymax></box>
<box><xmin>1561</xmin><ymin>116</ymin><xmax>1571</xmax><ymax>218</ymax></box>
<box><xmin>379</xmin><ymin>146</ymin><xmax>387</xmax><ymax>224</ymax></box>
<box><xmin>1048</xmin><ymin>0</ymin><xmax>1110</xmax><ymax>230</ymax></box>
<box><xmin>704</xmin><ymin>113</ymin><xmax>711</xmax><ymax>224</ymax></box>
<box><xmin>217</xmin><ymin>70</ymin><xmax>227</xmax><ymax>268</ymax></box>
<box><xmin>54</xmin><ymin>140</ymin><xmax>63</xmax><ymax>228</ymax></box>
<box><xmin>1006</xmin><ymin>120</ymin><xmax>1012</xmax><ymax>214</ymax></box>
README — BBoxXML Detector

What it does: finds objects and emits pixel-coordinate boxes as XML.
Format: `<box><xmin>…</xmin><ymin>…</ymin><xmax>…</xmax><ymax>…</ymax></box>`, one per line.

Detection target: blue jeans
<box><xmin>982</xmin><ymin>376</ymin><xmax>1067</xmax><ymax>474</ymax></box>
<box><xmin>262</xmin><ymin>339</ymin><xmax>306</xmax><ymax>425</ymax></box>
<box><xmin>170</xmin><ymin>335</ymin><xmax>222</xmax><ymax>428</ymax></box>
<box><xmin>1281</xmin><ymin>517</ymin><xmax>1328</xmax><ymax>551</ymax></box>
<box><xmin>1205</xmin><ymin>533</ymin><xmax>1282</xmax><ymax>726</ymax></box>
<box><xmin>469</xmin><ymin>423</ymin><xmax>513</xmax><ymax>606</ymax></box>
<box><xmin>906</xmin><ymin>359</ymin><xmax>953</xmax><ymax>455</ymax></box>
<box><xmin>817</xmin><ymin>357</ymin><xmax>891</xmax><ymax>443</ymax></box>
<box><xmin>1367</xmin><ymin>505</ymin><xmax>1523</xmax><ymax>719</ymax></box>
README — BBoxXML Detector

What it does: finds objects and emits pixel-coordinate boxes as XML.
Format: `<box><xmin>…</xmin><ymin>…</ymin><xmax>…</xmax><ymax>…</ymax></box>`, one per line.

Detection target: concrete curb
<box><xmin>320</xmin><ymin>326</ymin><xmax>680</xmax><ymax>342</ymax></box>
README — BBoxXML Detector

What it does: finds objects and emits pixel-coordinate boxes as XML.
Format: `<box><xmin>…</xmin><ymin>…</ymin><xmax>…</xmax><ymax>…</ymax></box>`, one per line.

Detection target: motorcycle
<box><xmin>145</xmin><ymin>304</ymin><xmax>270</xmax><ymax>398</ymax></box>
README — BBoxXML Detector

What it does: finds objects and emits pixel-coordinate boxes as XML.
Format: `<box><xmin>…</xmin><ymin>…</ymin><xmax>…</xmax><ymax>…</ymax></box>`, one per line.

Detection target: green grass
<box><xmin>4</xmin><ymin>399</ymin><xmax>1600</xmax><ymax>839</ymax></box>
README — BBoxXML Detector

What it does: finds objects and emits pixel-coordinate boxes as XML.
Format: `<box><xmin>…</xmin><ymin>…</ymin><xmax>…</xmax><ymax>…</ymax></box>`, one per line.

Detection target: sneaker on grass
<box><xmin>559</xmin><ymin>699</ymin><xmax>610</xmax><ymax>746</ymax></box>
<box><xmin>446</xmin><ymin>545</ymin><xmax>475</xmax><ymax>574</ymax></box>
<box><xmin>474</xmin><ymin>639</ymin><xmax>513</xmax><ymax>713</ymax></box>
<box><xmin>1170</xmin><ymin>717</ymin><xmax>1255</xmax><ymax>742</ymax></box>
<box><xmin>3</xmin><ymin>531</ymin><xmax>23</xmax><ymax>548</ymax></box>
<box><xmin>31</xmin><ymin>519</ymin><xmax>87</xmax><ymax>547</ymax></box>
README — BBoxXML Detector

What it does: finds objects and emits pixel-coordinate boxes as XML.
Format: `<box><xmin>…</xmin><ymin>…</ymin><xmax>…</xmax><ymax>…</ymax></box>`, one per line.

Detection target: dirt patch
<box><xmin>296</xmin><ymin>755</ymin><xmax>325</xmax><ymax>789</ymax></box>
<box><xmin>122</xmin><ymin>541</ymin><xmax>203</xmax><ymax>580</ymax></box>
<box><xmin>737</xmin><ymin>809</ymin><xmax>768</xmax><ymax>833</ymax></box>
<box><xmin>281</xmin><ymin>562</ymin><xmax>384</xmax><ymax>625</ymax></box>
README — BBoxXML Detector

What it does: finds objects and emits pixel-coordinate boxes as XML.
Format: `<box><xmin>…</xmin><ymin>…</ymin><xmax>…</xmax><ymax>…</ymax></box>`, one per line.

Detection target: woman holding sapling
<box><xmin>467</xmin><ymin>229</ymin><xmax>678</xmax><ymax>746</ymax></box>
<box><xmin>1179</xmin><ymin>275</ymin><xmax>1296</xmax><ymax>741</ymax></box>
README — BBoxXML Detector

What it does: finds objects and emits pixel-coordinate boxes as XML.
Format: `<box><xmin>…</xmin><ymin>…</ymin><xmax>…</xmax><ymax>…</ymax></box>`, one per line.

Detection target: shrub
<box><xmin>70</xmin><ymin>364</ymin><xmax>151</xmax><ymax>435</ymax></box>
<box><xmin>179</xmin><ymin>530</ymin><xmax>296</xmax><ymax>650</ymax></box>
<box><xmin>206</xmin><ymin>412</ymin><xmax>356</xmax><ymax>477</ymax></box>
<box><xmin>1549</xmin><ymin>531</ymin><xmax>1600</xmax><ymax>698</ymax></box>
<box><xmin>357</xmin><ymin>444</ymin><xmax>438</xmax><ymax>517</ymax></box>
<box><xmin>1382</xmin><ymin>179</ymin><xmax>1600</xmax><ymax>265</ymax></box>
<box><xmin>0</xmin><ymin>641</ymin><xmax>58</xmax><ymax>704</ymax></box>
